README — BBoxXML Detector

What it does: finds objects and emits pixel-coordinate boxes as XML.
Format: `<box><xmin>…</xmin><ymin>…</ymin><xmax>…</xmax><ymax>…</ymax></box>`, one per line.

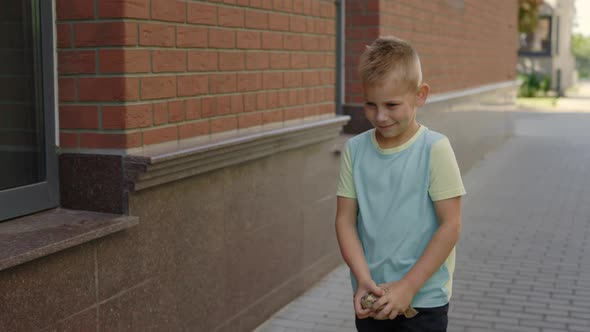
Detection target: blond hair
<box><xmin>358</xmin><ymin>36</ymin><xmax>422</xmax><ymax>92</ymax></box>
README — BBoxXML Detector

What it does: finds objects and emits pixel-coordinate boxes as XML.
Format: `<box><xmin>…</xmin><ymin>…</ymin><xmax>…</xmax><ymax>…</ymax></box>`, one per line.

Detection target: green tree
<box><xmin>519</xmin><ymin>0</ymin><xmax>542</xmax><ymax>33</ymax></box>
<box><xmin>572</xmin><ymin>33</ymin><xmax>590</xmax><ymax>78</ymax></box>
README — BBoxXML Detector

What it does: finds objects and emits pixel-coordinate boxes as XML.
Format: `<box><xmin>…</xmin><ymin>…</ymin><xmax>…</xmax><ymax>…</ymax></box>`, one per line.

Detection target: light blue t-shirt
<box><xmin>337</xmin><ymin>125</ymin><xmax>466</xmax><ymax>308</ymax></box>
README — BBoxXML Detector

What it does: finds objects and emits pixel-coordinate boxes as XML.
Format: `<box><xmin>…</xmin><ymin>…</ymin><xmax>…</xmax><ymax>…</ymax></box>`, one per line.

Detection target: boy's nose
<box><xmin>376</xmin><ymin>109</ymin><xmax>388</xmax><ymax>122</ymax></box>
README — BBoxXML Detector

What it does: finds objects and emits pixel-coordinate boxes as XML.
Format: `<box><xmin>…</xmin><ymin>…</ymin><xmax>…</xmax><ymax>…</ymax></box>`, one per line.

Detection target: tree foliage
<box><xmin>572</xmin><ymin>33</ymin><xmax>590</xmax><ymax>78</ymax></box>
<box><xmin>519</xmin><ymin>0</ymin><xmax>542</xmax><ymax>33</ymax></box>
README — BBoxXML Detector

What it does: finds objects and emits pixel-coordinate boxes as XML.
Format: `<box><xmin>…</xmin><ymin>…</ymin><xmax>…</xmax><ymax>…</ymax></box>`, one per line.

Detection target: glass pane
<box><xmin>0</xmin><ymin>0</ymin><xmax>45</xmax><ymax>191</ymax></box>
<box><xmin>519</xmin><ymin>17</ymin><xmax>552</xmax><ymax>54</ymax></box>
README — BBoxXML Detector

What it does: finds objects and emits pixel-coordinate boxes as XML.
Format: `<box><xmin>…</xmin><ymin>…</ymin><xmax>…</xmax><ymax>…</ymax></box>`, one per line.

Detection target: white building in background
<box><xmin>518</xmin><ymin>0</ymin><xmax>577</xmax><ymax>94</ymax></box>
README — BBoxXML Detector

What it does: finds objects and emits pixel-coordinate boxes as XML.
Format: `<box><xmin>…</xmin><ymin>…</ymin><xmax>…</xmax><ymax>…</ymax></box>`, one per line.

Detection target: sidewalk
<box><xmin>254</xmin><ymin>87</ymin><xmax>590</xmax><ymax>332</ymax></box>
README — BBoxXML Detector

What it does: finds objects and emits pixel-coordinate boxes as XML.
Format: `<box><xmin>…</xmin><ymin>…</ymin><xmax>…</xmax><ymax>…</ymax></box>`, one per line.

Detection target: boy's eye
<box><xmin>386</xmin><ymin>103</ymin><xmax>399</xmax><ymax>108</ymax></box>
<box><xmin>364</xmin><ymin>102</ymin><xmax>377</xmax><ymax>108</ymax></box>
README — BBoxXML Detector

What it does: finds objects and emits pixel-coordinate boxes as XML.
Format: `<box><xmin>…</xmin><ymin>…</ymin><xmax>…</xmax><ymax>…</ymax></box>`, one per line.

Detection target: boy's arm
<box><xmin>373</xmin><ymin>196</ymin><xmax>462</xmax><ymax>319</ymax></box>
<box><xmin>403</xmin><ymin>196</ymin><xmax>462</xmax><ymax>292</ymax></box>
<box><xmin>335</xmin><ymin>196</ymin><xmax>384</xmax><ymax>318</ymax></box>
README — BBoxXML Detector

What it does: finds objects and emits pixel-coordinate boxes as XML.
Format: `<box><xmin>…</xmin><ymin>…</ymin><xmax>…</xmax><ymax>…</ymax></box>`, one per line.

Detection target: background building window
<box><xmin>0</xmin><ymin>0</ymin><xmax>58</xmax><ymax>221</ymax></box>
<box><xmin>519</xmin><ymin>16</ymin><xmax>553</xmax><ymax>55</ymax></box>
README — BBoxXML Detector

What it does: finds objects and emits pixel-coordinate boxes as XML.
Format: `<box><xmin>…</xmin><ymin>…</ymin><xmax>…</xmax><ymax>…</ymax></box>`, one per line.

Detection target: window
<box><xmin>519</xmin><ymin>16</ymin><xmax>552</xmax><ymax>56</ymax></box>
<box><xmin>0</xmin><ymin>0</ymin><xmax>58</xmax><ymax>221</ymax></box>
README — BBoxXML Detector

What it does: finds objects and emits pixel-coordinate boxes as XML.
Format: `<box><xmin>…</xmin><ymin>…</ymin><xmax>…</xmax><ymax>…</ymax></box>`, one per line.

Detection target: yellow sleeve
<box><xmin>336</xmin><ymin>142</ymin><xmax>356</xmax><ymax>198</ymax></box>
<box><xmin>429</xmin><ymin>137</ymin><xmax>466</xmax><ymax>201</ymax></box>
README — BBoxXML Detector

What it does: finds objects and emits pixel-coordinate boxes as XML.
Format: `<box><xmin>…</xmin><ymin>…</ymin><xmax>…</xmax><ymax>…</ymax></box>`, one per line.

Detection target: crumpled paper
<box><xmin>360</xmin><ymin>292</ymin><xmax>419</xmax><ymax>319</ymax></box>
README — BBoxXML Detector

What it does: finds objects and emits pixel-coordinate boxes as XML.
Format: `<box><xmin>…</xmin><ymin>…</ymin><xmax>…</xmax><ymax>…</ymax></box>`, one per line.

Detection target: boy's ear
<box><xmin>415</xmin><ymin>83</ymin><xmax>430</xmax><ymax>107</ymax></box>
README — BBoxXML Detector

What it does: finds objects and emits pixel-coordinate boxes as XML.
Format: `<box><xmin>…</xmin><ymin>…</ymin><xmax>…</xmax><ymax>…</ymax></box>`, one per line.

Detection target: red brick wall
<box><xmin>345</xmin><ymin>0</ymin><xmax>518</xmax><ymax>104</ymax></box>
<box><xmin>56</xmin><ymin>0</ymin><xmax>336</xmax><ymax>151</ymax></box>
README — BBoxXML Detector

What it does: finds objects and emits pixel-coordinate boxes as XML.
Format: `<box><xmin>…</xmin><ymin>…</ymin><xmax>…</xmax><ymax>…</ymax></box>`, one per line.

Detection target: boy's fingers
<box><xmin>374</xmin><ymin>304</ymin><xmax>392</xmax><ymax>320</ymax></box>
<box><xmin>388</xmin><ymin>310</ymin><xmax>400</xmax><ymax>320</ymax></box>
<box><xmin>372</xmin><ymin>285</ymin><xmax>386</xmax><ymax>297</ymax></box>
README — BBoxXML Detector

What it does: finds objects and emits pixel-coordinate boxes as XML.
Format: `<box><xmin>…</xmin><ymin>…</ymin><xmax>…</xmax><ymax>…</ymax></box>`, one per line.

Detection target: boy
<box><xmin>335</xmin><ymin>36</ymin><xmax>465</xmax><ymax>332</ymax></box>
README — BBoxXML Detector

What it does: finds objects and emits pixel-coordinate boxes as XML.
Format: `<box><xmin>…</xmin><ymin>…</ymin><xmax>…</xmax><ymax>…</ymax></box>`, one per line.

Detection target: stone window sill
<box><xmin>0</xmin><ymin>208</ymin><xmax>138</xmax><ymax>271</ymax></box>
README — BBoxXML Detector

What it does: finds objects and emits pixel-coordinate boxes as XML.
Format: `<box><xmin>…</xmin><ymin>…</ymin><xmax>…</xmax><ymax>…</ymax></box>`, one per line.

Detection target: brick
<box><xmin>201</xmin><ymin>97</ymin><xmax>216</xmax><ymax>118</ymax></box>
<box><xmin>262</xmin><ymin>109</ymin><xmax>282</xmax><ymax>124</ymax></box>
<box><xmin>256</xmin><ymin>92</ymin><xmax>267</xmax><ymax>110</ymax></box>
<box><xmin>99</xmin><ymin>49</ymin><xmax>150</xmax><ymax>73</ymax></box>
<box><xmin>153</xmin><ymin>102</ymin><xmax>168</xmax><ymax>125</ymax></box>
<box><xmin>302</xmin><ymin>0</ymin><xmax>312</xmax><ymax>15</ymax></box>
<box><xmin>237</xmin><ymin>73</ymin><xmax>262</xmax><ymax>92</ymax></box>
<box><xmin>178</xmin><ymin>121</ymin><xmax>209</xmax><ymax>139</ymax></box>
<box><xmin>302</xmin><ymin>71</ymin><xmax>320</xmax><ymax>85</ymax></box>
<box><xmin>102</xmin><ymin>104</ymin><xmax>152</xmax><ymax>129</ymax></box>
<box><xmin>152</xmin><ymin>50</ymin><xmax>187</xmax><ymax>72</ymax></box>
<box><xmin>269</xmin><ymin>52</ymin><xmax>290</xmax><ymax>69</ymax></box>
<box><xmin>209</xmin><ymin>74</ymin><xmax>237</xmax><ymax>94</ymax></box>
<box><xmin>215</xmin><ymin>96</ymin><xmax>232</xmax><ymax>115</ymax></box>
<box><xmin>78</xmin><ymin>77</ymin><xmax>139</xmax><ymax>102</ymax></box>
<box><xmin>320</xmin><ymin>2</ymin><xmax>334</xmax><ymax>18</ymax></box>
<box><xmin>311</xmin><ymin>1</ymin><xmax>320</xmax><ymax>16</ymax></box>
<box><xmin>59</xmin><ymin>132</ymin><xmax>78</xmax><ymax>148</ymax></box>
<box><xmin>290</xmin><ymin>15</ymin><xmax>307</xmax><ymax>32</ymax></box>
<box><xmin>58</xmin><ymin>78</ymin><xmax>76</xmax><ymax>101</ymax></box>
<box><xmin>151</xmin><ymin>0</ymin><xmax>186</xmax><ymax>22</ymax></box>
<box><xmin>59</xmin><ymin>105</ymin><xmax>99</xmax><ymax>129</ymax></box>
<box><xmin>261</xmin><ymin>0</ymin><xmax>273</xmax><ymax>10</ymax></box>
<box><xmin>211</xmin><ymin>116</ymin><xmax>237</xmax><ymax>134</ymax></box>
<box><xmin>140</xmin><ymin>23</ymin><xmax>175</xmax><ymax>47</ymax></box>
<box><xmin>283</xmin><ymin>34</ymin><xmax>302</xmax><ymax>50</ymax></box>
<box><xmin>261</xmin><ymin>31</ymin><xmax>283</xmax><ymax>49</ymax></box>
<box><xmin>266</xmin><ymin>91</ymin><xmax>279</xmax><ymax>108</ymax></box>
<box><xmin>262</xmin><ymin>72</ymin><xmax>283</xmax><ymax>89</ymax></box>
<box><xmin>269</xmin><ymin>12</ymin><xmax>290</xmax><ymax>31</ymax></box>
<box><xmin>168</xmin><ymin>100</ymin><xmax>185</xmax><ymax>122</ymax></box>
<box><xmin>209</xmin><ymin>29</ymin><xmax>235</xmax><ymax>48</ymax></box>
<box><xmin>57</xmin><ymin>24</ymin><xmax>72</xmax><ymax>48</ymax></box>
<box><xmin>301</xmin><ymin>35</ymin><xmax>319</xmax><ymax>51</ymax></box>
<box><xmin>245</xmin><ymin>10</ymin><xmax>268</xmax><ymax>29</ymax></box>
<box><xmin>140</xmin><ymin>76</ymin><xmax>176</xmax><ymax>100</ymax></box>
<box><xmin>74</xmin><ymin>22</ymin><xmax>137</xmax><ymax>47</ymax></box>
<box><xmin>58</xmin><ymin>50</ymin><xmax>95</xmax><ymax>74</ymax></box>
<box><xmin>292</xmin><ymin>0</ymin><xmax>304</xmax><ymax>13</ymax></box>
<box><xmin>218</xmin><ymin>7</ymin><xmax>244</xmax><ymax>27</ymax></box>
<box><xmin>219</xmin><ymin>51</ymin><xmax>245</xmax><ymax>71</ymax></box>
<box><xmin>244</xmin><ymin>93</ymin><xmax>257</xmax><ymax>112</ymax></box>
<box><xmin>177</xmin><ymin>75</ymin><xmax>209</xmax><ymax>97</ymax></box>
<box><xmin>306</xmin><ymin>17</ymin><xmax>316</xmax><ymax>33</ymax></box>
<box><xmin>303</xmin><ymin>105</ymin><xmax>320</xmax><ymax>118</ymax></box>
<box><xmin>291</xmin><ymin>53</ymin><xmax>308</xmax><ymax>69</ymax></box>
<box><xmin>284</xmin><ymin>71</ymin><xmax>302</xmax><ymax>88</ymax></box>
<box><xmin>238</xmin><ymin>112</ymin><xmax>262</xmax><ymax>129</ymax></box>
<box><xmin>187</xmin><ymin>2</ymin><xmax>217</xmax><ymax>25</ymax></box>
<box><xmin>79</xmin><ymin>132</ymin><xmax>141</xmax><ymax>149</ymax></box>
<box><xmin>185</xmin><ymin>98</ymin><xmax>201</xmax><ymax>120</ymax></box>
<box><xmin>142</xmin><ymin>126</ymin><xmax>178</xmax><ymax>145</ymax></box>
<box><xmin>188</xmin><ymin>50</ymin><xmax>218</xmax><ymax>71</ymax></box>
<box><xmin>98</xmin><ymin>0</ymin><xmax>150</xmax><ymax>19</ymax></box>
<box><xmin>56</xmin><ymin>0</ymin><xmax>94</xmax><ymax>19</ymax></box>
<box><xmin>237</xmin><ymin>31</ymin><xmax>261</xmax><ymax>49</ymax></box>
<box><xmin>177</xmin><ymin>26</ymin><xmax>208</xmax><ymax>48</ymax></box>
<box><xmin>272</xmin><ymin>0</ymin><xmax>292</xmax><ymax>12</ymax></box>
<box><xmin>246</xmin><ymin>52</ymin><xmax>269</xmax><ymax>70</ymax></box>
<box><xmin>230</xmin><ymin>94</ymin><xmax>243</xmax><ymax>114</ymax></box>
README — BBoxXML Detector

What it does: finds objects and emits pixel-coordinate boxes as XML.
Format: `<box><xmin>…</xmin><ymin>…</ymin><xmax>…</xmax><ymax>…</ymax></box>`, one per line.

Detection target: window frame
<box><xmin>518</xmin><ymin>15</ymin><xmax>553</xmax><ymax>57</ymax></box>
<box><xmin>0</xmin><ymin>0</ymin><xmax>59</xmax><ymax>221</ymax></box>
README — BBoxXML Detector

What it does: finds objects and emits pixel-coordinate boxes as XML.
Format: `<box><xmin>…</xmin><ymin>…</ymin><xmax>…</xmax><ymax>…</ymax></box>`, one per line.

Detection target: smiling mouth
<box><xmin>378</xmin><ymin>123</ymin><xmax>396</xmax><ymax>129</ymax></box>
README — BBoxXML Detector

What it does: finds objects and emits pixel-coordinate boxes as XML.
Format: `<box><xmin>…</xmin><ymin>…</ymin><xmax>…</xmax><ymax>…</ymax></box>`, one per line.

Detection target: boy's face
<box><xmin>362</xmin><ymin>76</ymin><xmax>428</xmax><ymax>143</ymax></box>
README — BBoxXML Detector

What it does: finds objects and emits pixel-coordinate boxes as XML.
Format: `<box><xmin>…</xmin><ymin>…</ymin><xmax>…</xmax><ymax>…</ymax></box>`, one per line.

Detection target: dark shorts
<box><xmin>355</xmin><ymin>303</ymin><xmax>449</xmax><ymax>332</ymax></box>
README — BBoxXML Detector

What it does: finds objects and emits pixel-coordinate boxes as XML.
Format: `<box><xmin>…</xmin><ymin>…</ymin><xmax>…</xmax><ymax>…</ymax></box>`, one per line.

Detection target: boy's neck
<box><xmin>375</xmin><ymin>121</ymin><xmax>421</xmax><ymax>149</ymax></box>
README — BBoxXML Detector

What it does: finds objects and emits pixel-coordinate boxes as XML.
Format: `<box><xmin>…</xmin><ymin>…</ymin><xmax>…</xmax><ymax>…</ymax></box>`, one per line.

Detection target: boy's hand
<box><xmin>372</xmin><ymin>279</ymin><xmax>415</xmax><ymax>320</ymax></box>
<box><xmin>354</xmin><ymin>279</ymin><xmax>385</xmax><ymax>319</ymax></box>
